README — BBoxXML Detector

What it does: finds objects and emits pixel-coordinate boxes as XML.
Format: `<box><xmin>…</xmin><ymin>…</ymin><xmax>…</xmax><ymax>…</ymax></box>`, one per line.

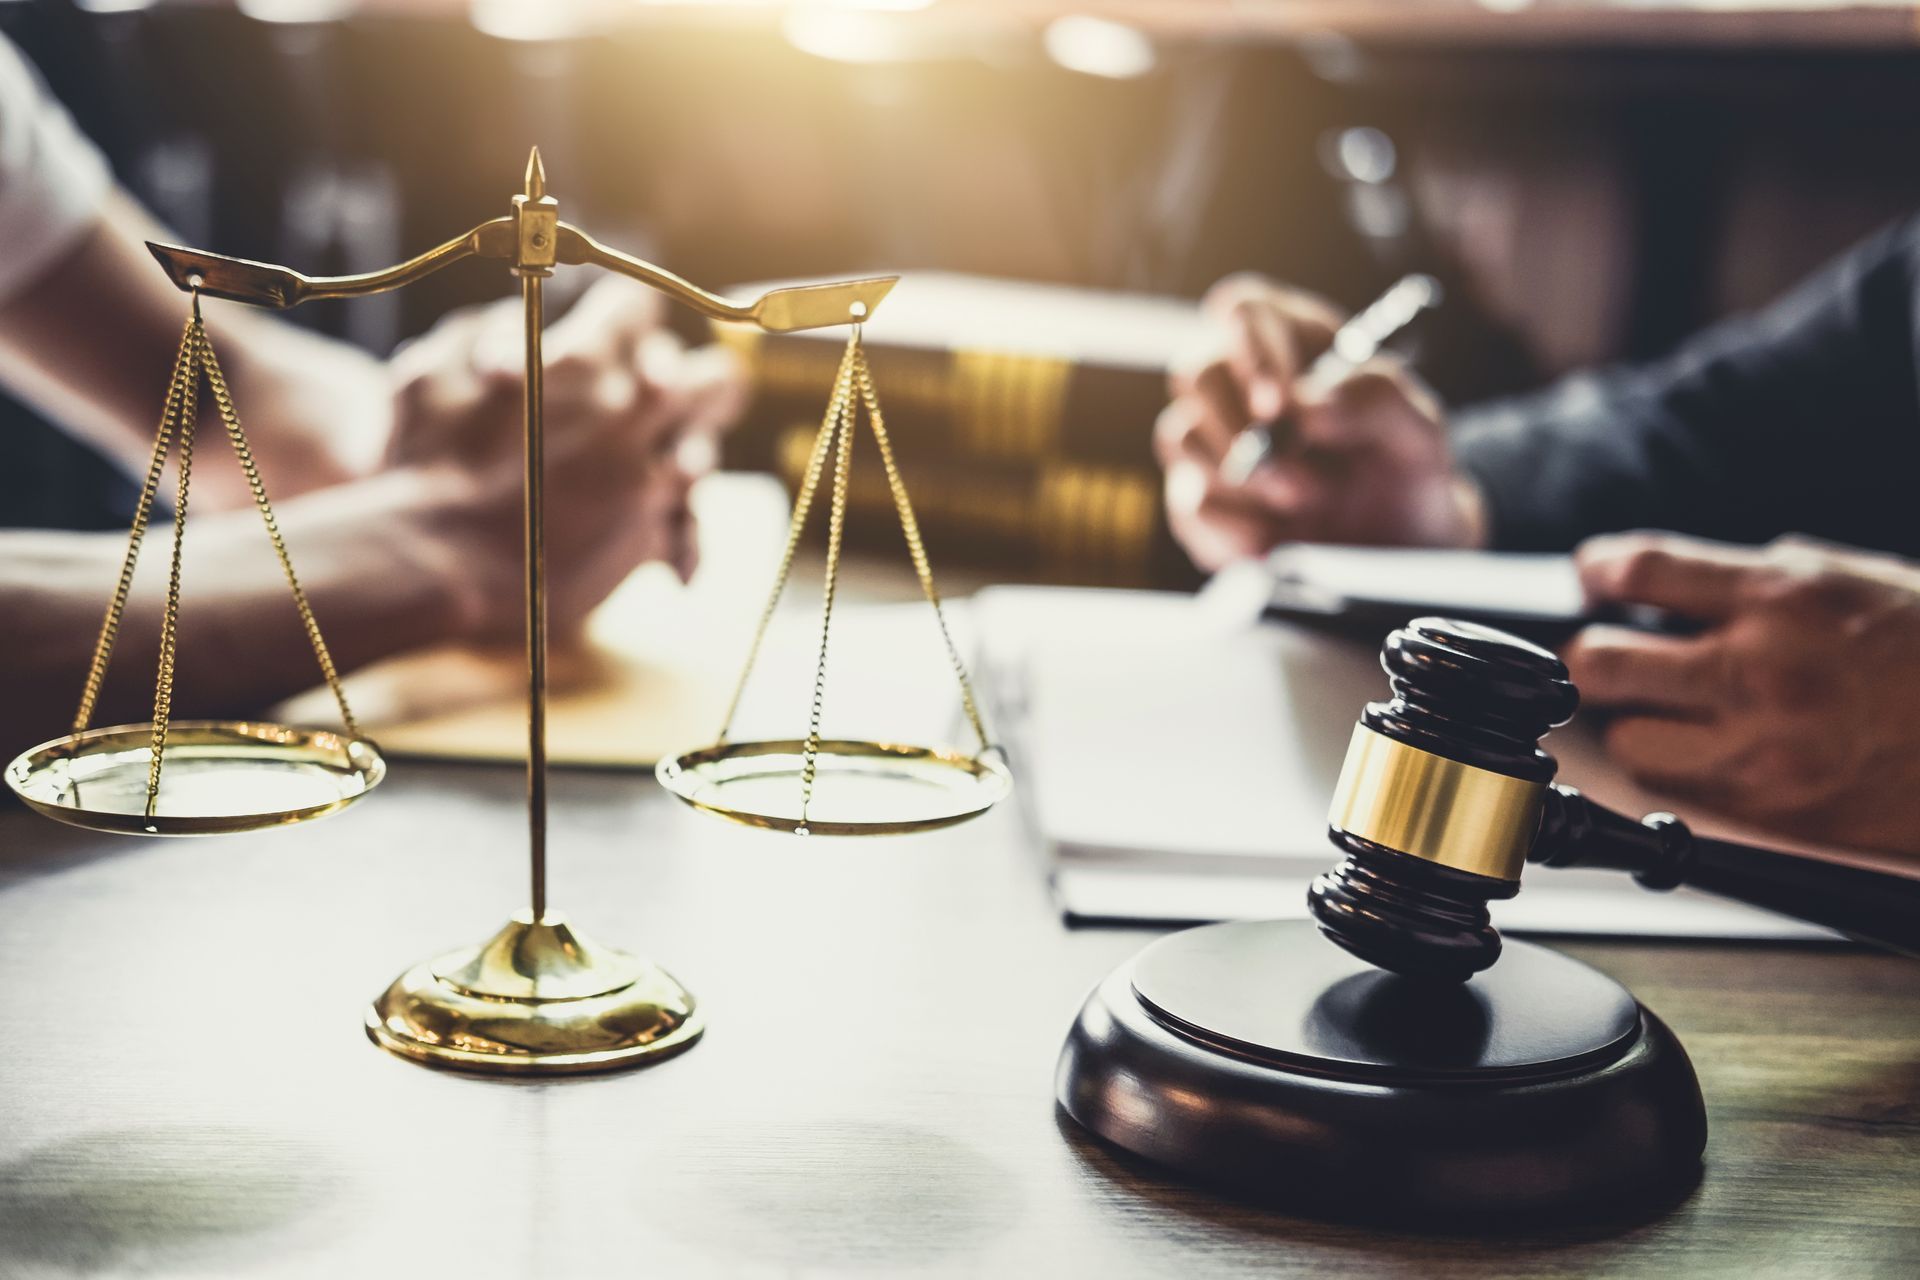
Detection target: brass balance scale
<box><xmin>2</xmin><ymin>151</ymin><xmax>1011</xmax><ymax>1075</ymax></box>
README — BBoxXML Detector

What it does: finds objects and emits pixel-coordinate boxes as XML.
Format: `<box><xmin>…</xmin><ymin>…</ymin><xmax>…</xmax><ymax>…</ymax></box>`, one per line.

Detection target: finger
<box><xmin>671</xmin><ymin>343</ymin><xmax>749</xmax><ymax>442</ymax></box>
<box><xmin>1165</xmin><ymin>460</ymin><xmax>1286</xmax><ymax>569</ymax></box>
<box><xmin>623</xmin><ymin>342</ymin><xmax>699</xmax><ymax>461</ymax></box>
<box><xmin>1290</xmin><ymin>359</ymin><xmax>1426</xmax><ymax>451</ymax></box>
<box><xmin>1238</xmin><ymin>454</ymin><xmax>1328</xmax><ymax>522</ymax></box>
<box><xmin>1153</xmin><ymin>397</ymin><xmax>1233</xmax><ymax>470</ymax></box>
<box><xmin>1576</xmin><ymin>532</ymin><xmax>1767</xmax><ymax>620</ymax></box>
<box><xmin>647</xmin><ymin>471</ymin><xmax>701</xmax><ymax>582</ymax></box>
<box><xmin>391</xmin><ymin>305</ymin><xmax>499</xmax><ymax>409</ymax></box>
<box><xmin>1601</xmin><ymin>715</ymin><xmax>1739</xmax><ymax>795</ymax></box>
<box><xmin>677</xmin><ymin>507</ymin><xmax>701</xmax><ymax>583</ymax></box>
<box><xmin>468</xmin><ymin>297</ymin><xmax>532</xmax><ymax>384</ymax></box>
<box><xmin>568</xmin><ymin>274</ymin><xmax>665</xmax><ymax>352</ymax></box>
<box><xmin>637</xmin><ymin>332</ymin><xmax>746</xmax><ymax>451</ymax></box>
<box><xmin>537</xmin><ymin>278</ymin><xmax>669</xmax><ymax>407</ymax></box>
<box><xmin>388</xmin><ymin>367</ymin><xmax>516</xmax><ymax>469</ymax></box>
<box><xmin>1225</xmin><ymin>298</ymin><xmax>1299</xmax><ymax>421</ymax></box>
<box><xmin>1190</xmin><ymin>362</ymin><xmax>1253</xmax><ymax>445</ymax></box>
<box><xmin>675</xmin><ymin>431</ymin><xmax>720</xmax><ymax>481</ymax></box>
<box><xmin>1562</xmin><ymin>624</ymin><xmax>1723</xmax><ymax>714</ymax></box>
<box><xmin>545</xmin><ymin>369</ymin><xmax>647</xmax><ymax>469</ymax></box>
<box><xmin>391</xmin><ymin>304</ymin><xmax>486</xmax><ymax>380</ymax></box>
<box><xmin>1167</xmin><ymin>458</ymin><xmax>1322</xmax><ymax>560</ymax></box>
<box><xmin>1200</xmin><ymin>274</ymin><xmax>1343</xmax><ymax>341</ymax></box>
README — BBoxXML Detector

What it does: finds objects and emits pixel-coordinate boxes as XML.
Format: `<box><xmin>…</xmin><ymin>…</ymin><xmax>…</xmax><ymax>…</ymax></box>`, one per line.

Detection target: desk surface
<box><xmin>2</xmin><ymin>762</ymin><xmax>1917</xmax><ymax>1277</ymax></box>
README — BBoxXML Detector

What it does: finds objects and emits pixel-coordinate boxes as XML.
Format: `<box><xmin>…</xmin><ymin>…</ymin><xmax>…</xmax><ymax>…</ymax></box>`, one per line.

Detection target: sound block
<box><xmin>1056</xmin><ymin>920</ymin><xmax>1705</xmax><ymax>1224</ymax></box>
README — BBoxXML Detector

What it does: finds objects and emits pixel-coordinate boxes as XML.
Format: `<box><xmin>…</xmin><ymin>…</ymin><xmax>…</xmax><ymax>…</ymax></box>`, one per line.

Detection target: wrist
<box><xmin>387</xmin><ymin>465</ymin><xmax>518</xmax><ymax>637</ymax></box>
<box><xmin>388</xmin><ymin>468</ymin><xmax>500</xmax><ymax>636</ymax></box>
<box><xmin>1450</xmin><ymin>475</ymin><xmax>1491</xmax><ymax>550</ymax></box>
<box><xmin>223</xmin><ymin>316</ymin><xmax>396</xmax><ymax>490</ymax></box>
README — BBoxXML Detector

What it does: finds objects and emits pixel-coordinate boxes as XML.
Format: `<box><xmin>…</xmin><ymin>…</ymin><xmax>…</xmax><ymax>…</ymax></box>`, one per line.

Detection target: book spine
<box><xmin>720</xmin><ymin>325</ymin><xmax>1163</xmax><ymax>469</ymax></box>
<box><xmin>772</xmin><ymin>424</ymin><xmax>1160</xmax><ymax>584</ymax></box>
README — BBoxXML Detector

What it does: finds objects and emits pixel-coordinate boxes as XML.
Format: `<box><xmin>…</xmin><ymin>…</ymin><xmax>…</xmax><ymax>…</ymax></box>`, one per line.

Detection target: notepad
<box><xmin>974</xmin><ymin>583</ymin><xmax>1894</xmax><ymax>940</ymax></box>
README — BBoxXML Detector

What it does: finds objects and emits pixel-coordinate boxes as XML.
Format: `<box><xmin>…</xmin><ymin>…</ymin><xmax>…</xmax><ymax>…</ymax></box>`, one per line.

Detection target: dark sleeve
<box><xmin>1451</xmin><ymin>217</ymin><xmax>1920</xmax><ymax>554</ymax></box>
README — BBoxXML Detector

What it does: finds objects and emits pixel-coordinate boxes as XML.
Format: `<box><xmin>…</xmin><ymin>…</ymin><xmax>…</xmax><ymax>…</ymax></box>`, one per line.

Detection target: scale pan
<box><xmin>5</xmin><ymin>720</ymin><xmax>385</xmax><ymax>836</ymax></box>
<box><xmin>657</xmin><ymin>738</ymin><xmax>1010</xmax><ymax>836</ymax></box>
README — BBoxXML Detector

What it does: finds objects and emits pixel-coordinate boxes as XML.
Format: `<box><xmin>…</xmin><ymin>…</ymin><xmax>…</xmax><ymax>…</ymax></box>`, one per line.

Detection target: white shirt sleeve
<box><xmin>0</xmin><ymin>34</ymin><xmax>111</xmax><ymax>306</ymax></box>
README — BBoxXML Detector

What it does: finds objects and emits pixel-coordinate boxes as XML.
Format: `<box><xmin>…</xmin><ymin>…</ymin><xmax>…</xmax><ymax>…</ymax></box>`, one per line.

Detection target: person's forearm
<box><xmin>0</xmin><ymin>470</ymin><xmax>467</xmax><ymax>754</ymax></box>
<box><xmin>0</xmin><ymin>193</ymin><xmax>390</xmax><ymax>510</ymax></box>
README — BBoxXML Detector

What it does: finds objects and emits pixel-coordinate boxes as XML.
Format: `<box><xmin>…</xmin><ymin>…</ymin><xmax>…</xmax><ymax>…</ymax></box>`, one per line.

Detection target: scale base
<box><xmin>1057</xmin><ymin>920</ymin><xmax>1705</xmax><ymax>1225</ymax></box>
<box><xmin>366</xmin><ymin>909</ymin><xmax>702</xmax><ymax>1075</ymax></box>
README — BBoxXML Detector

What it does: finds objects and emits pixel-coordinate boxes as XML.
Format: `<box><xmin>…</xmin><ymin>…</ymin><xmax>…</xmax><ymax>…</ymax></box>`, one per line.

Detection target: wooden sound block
<box><xmin>1056</xmin><ymin>920</ymin><xmax>1706</xmax><ymax>1225</ymax></box>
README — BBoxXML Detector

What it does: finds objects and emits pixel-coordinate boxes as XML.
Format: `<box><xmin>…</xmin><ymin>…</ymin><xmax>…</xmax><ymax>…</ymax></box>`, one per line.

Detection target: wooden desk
<box><xmin>1</xmin><ymin>763</ymin><xmax>1916</xmax><ymax>1276</ymax></box>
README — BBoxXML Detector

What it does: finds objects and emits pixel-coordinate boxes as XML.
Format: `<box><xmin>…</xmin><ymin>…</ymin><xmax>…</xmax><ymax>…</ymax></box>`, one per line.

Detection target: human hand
<box><xmin>1565</xmin><ymin>531</ymin><xmax>1920</xmax><ymax>855</ymax></box>
<box><xmin>1156</xmin><ymin>273</ymin><xmax>1485</xmax><ymax>572</ymax></box>
<box><xmin>384</xmin><ymin>275</ymin><xmax>745</xmax><ymax>638</ymax></box>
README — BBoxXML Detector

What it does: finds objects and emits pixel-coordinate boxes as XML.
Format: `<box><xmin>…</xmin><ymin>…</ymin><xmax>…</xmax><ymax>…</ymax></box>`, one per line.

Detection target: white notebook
<box><xmin>972</xmin><ymin>583</ymin><xmax>1896</xmax><ymax>940</ymax></box>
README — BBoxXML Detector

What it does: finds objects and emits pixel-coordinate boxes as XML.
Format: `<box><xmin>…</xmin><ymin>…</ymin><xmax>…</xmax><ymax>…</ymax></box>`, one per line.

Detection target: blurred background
<box><xmin>10</xmin><ymin>0</ymin><xmax>1920</xmax><ymax>582</ymax></box>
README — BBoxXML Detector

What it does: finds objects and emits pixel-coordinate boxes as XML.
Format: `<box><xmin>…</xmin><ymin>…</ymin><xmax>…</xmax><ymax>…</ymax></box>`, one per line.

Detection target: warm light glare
<box><xmin>1043</xmin><ymin>15</ymin><xmax>1155</xmax><ymax>80</ymax></box>
<box><xmin>637</xmin><ymin>0</ymin><xmax>936</xmax><ymax>8</ymax></box>
<box><xmin>236</xmin><ymin>0</ymin><xmax>358</xmax><ymax>22</ymax></box>
<box><xmin>783</xmin><ymin>10</ymin><xmax>936</xmax><ymax>63</ymax></box>
<box><xmin>470</xmin><ymin>0</ymin><xmax>598</xmax><ymax>41</ymax></box>
<box><xmin>1334</xmin><ymin>126</ymin><xmax>1396</xmax><ymax>184</ymax></box>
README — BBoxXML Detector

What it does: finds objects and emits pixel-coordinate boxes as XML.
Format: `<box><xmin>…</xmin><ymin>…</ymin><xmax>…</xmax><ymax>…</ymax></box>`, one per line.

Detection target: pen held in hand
<box><xmin>1219</xmin><ymin>273</ymin><xmax>1443</xmax><ymax>486</ymax></box>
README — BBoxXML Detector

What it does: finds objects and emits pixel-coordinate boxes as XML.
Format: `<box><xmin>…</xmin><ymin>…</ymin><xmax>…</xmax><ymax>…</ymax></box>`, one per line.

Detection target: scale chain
<box><xmin>144</xmin><ymin>320</ymin><xmax>201</xmax><ymax>818</ymax></box>
<box><xmin>798</xmin><ymin>335</ymin><xmax>861</xmax><ymax>831</ymax></box>
<box><xmin>193</xmin><ymin>323</ymin><xmax>361</xmax><ymax>739</ymax></box>
<box><xmin>716</xmin><ymin>323</ymin><xmax>994</xmax><ymax>830</ymax></box>
<box><xmin>851</xmin><ymin>344</ymin><xmax>991</xmax><ymax>753</ymax></box>
<box><xmin>66</xmin><ymin>298</ymin><xmax>363</xmax><ymax>822</ymax></box>
<box><xmin>716</xmin><ymin>332</ymin><xmax>859</xmax><ymax>742</ymax></box>
<box><xmin>71</xmin><ymin>315</ymin><xmax>198</xmax><ymax>737</ymax></box>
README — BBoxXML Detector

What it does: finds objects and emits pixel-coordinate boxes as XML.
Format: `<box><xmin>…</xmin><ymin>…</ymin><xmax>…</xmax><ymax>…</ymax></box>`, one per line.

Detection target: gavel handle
<box><xmin>1532</xmin><ymin>785</ymin><xmax>1920</xmax><ymax>957</ymax></box>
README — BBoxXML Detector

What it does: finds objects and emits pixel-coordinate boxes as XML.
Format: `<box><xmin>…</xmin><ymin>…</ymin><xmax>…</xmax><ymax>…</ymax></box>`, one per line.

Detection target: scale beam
<box><xmin>148</xmin><ymin>222</ymin><xmax>896</xmax><ymax>333</ymax></box>
<box><xmin>554</xmin><ymin>225</ymin><xmax>896</xmax><ymax>332</ymax></box>
<box><xmin>146</xmin><ymin>220</ymin><xmax>513</xmax><ymax>309</ymax></box>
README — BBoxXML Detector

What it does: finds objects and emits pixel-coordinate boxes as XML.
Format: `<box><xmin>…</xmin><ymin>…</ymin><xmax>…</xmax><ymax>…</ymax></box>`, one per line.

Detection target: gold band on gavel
<box><xmin>1326</xmin><ymin>725</ymin><xmax>1547</xmax><ymax>882</ymax></box>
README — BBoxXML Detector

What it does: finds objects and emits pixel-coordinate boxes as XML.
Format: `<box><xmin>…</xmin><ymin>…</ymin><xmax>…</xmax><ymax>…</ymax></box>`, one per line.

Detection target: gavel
<box><xmin>1310</xmin><ymin>617</ymin><xmax>1920</xmax><ymax>982</ymax></box>
<box><xmin>1056</xmin><ymin>614</ymin><xmax>1920</xmax><ymax>1219</ymax></box>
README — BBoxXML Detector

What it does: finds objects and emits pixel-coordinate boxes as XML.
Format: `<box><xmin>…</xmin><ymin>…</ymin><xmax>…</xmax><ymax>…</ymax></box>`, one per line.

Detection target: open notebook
<box><xmin>973</xmin><ymin>583</ymin><xmax>1915</xmax><ymax>940</ymax></box>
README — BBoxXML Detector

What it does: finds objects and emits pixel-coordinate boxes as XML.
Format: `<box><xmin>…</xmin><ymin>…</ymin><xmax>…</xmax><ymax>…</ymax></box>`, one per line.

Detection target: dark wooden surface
<box><xmin>2</xmin><ymin>761</ymin><xmax>1917</xmax><ymax>1277</ymax></box>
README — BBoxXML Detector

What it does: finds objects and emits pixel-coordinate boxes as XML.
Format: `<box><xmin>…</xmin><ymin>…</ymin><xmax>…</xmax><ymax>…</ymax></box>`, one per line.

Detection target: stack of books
<box><xmin>714</xmin><ymin>273</ymin><xmax>1210</xmax><ymax>585</ymax></box>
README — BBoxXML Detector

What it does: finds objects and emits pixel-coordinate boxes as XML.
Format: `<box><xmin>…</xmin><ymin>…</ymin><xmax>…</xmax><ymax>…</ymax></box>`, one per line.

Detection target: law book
<box><xmin>714</xmin><ymin>271</ymin><xmax>1210</xmax><ymax>474</ymax></box>
<box><xmin>770</xmin><ymin>422</ymin><xmax>1161</xmax><ymax>585</ymax></box>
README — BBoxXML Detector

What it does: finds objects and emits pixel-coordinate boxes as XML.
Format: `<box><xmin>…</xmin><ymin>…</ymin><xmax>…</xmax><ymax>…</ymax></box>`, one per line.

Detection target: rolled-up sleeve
<box><xmin>0</xmin><ymin>34</ymin><xmax>110</xmax><ymax>306</ymax></box>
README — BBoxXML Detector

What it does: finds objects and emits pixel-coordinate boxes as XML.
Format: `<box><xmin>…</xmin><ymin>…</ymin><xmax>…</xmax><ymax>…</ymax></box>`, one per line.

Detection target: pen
<box><xmin>1218</xmin><ymin>272</ymin><xmax>1443</xmax><ymax>485</ymax></box>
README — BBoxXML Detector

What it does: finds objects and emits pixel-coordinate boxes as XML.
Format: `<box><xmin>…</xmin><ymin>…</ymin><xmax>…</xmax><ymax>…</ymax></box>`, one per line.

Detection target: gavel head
<box><xmin>1308</xmin><ymin>617</ymin><xmax>1579</xmax><ymax>982</ymax></box>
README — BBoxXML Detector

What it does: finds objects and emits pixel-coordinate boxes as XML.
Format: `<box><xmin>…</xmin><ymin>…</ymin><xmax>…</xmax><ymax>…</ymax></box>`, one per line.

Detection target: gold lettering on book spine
<box><xmin>950</xmin><ymin>350</ymin><xmax>1071</xmax><ymax>461</ymax></box>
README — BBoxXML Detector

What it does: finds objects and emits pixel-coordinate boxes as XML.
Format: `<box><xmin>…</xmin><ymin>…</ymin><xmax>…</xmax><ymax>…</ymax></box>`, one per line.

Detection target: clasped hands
<box><xmin>1163</xmin><ymin>274</ymin><xmax>1920</xmax><ymax>855</ymax></box>
<box><xmin>379</xmin><ymin>275</ymin><xmax>743</xmax><ymax>637</ymax></box>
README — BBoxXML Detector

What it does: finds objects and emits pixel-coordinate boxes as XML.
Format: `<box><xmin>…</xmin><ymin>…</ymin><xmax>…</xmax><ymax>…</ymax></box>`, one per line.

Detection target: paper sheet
<box><xmin>974</xmin><ymin>583</ymin><xmax>1909</xmax><ymax>939</ymax></box>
